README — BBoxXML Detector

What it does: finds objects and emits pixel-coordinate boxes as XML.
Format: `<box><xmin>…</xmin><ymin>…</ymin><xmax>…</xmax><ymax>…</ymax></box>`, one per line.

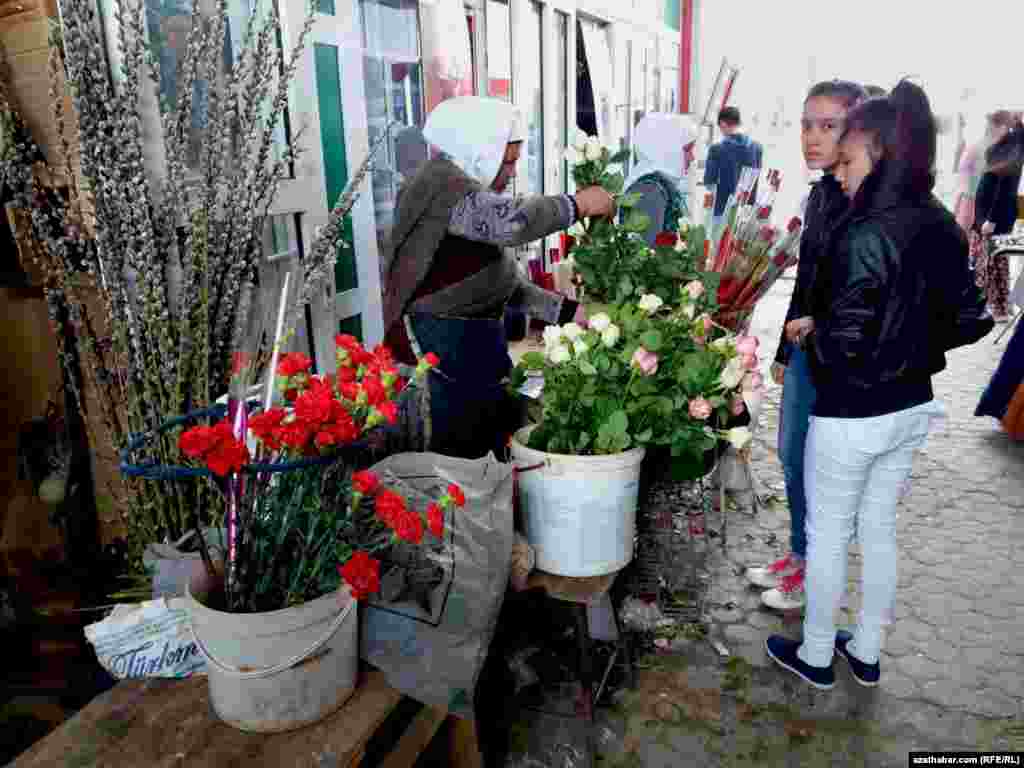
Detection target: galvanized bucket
<box><xmin>185</xmin><ymin>584</ymin><xmax>358</xmax><ymax>733</ymax></box>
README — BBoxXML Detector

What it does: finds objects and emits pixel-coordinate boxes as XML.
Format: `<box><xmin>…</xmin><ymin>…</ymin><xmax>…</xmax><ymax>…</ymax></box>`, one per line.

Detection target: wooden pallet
<box><xmin>11</xmin><ymin>668</ymin><xmax>482</xmax><ymax>768</ymax></box>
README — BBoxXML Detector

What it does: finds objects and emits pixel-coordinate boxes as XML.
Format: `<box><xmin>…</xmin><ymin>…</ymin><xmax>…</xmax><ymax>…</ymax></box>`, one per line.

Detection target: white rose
<box><xmin>573</xmin><ymin>339</ymin><xmax>589</xmax><ymax>357</ymax></box>
<box><xmin>726</xmin><ymin>426</ymin><xmax>753</xmax><ymax>451</ymax></box>
<box><xmin>584</xmin><ymin>141</ymin><xmax>604</xmax><ymax>163</ymax></box>
<box><xmin>588</xmin><ymin>312</ymin><xmax>611</xmax><ymax>332</ymax></box>
<box><xmin>574</xmin><ymin>129</ymin><xmax>590</xmax><ymax>151</ymax></box>
<box><xmin>719</xmin><ymin>357</ymin><xmax>745</xmax><ymax>389</ymax></box>
<box><xmin>568</xmin><ymin>221</ymin><xmax>586</xmax><ymax>237</ymax></box>
<box><xmin>638</xmin><ymin>294</ymin><xmax>664</xmax><ymax>314</ymax></box>
<box><xmin>711</xmin><ymin>336</ymin><xmax>734</xmax><ymax>353</ymax></box>
<box><xmin>548</xmin><ymin>344</ymin><xmax>572</xmax><ymax>364</ymax></box>
<box><xmin>542</xmin><ymin>325</ymin><xmax>563</xmax><ymax>349</ymax></box>
<box><xmin>601</xmin><ymin>324</ymin><xmax>621</xmax><ymax>348</ymax></box>
<box><xmin>561</xmin><ymin>322</ymin><xmax>584</xmax><ymax>340</ymax></box>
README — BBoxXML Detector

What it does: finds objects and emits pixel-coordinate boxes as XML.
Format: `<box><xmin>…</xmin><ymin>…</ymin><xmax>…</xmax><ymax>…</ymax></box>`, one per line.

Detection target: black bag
<box><xmin>945</xmin><ymin>275</ymin><xmax>995</xmax><ymax>351</ymax></box>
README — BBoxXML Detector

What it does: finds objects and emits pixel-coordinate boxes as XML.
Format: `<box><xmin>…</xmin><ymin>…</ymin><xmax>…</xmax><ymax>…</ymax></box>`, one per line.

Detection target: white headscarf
<box><xmin>422</xmin><ymin>96</ymin><xmax>526</xmax><ymax>188</ymax></box>
<box><xmin>625</xmin><ymin>113</ymin><xmax>698</xmax><ymax>192</ymax></box>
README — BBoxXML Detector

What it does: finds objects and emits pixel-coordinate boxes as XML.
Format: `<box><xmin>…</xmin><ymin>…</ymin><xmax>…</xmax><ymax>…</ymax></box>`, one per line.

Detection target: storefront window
<box><xmin>647</xmin><ymin>44</ymin><xmax>660</xmax><ymax>114</ymax></box>
<box><xmin>486</xmin><ymin>0</ymin><xmax>511</xmax><ymax>100</ymax></box>
<box><xmin>578</xmin><ymin>18</ymin><xmax>612</xmax><ymax>143</ymax></box>
<box><xmin>516</xmin><ymin>1</ymin><xmax>543</xmax><ymax>197</ymax></box>
<box><xmin>661</xmin><ymin>42</ymin><xmax>680</xmax><ymax>113</ymax></box>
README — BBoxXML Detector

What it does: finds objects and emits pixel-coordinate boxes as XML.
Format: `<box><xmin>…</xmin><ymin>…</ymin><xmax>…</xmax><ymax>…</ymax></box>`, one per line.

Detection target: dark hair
<box><xmin>988</xmin><ymin>110</ymin><xmax>1020</xmax><ymax>130</ymax></box>
<box><xmin>805</xmin><ymin>79</ymin><xmax>867</xmax><ymax>109</ymax></box>
<box><xmin>841</xmin><ymin>79</ymin><xmax>937</xmax><ymax>202</ymax></box>
<box><xmin>718</xmin><ymin>106</ymin><xmax>741</xmax><ymax>126</ymax></box>
<box><xmin>985</xmin><ymin>120</ymin><xmax>1024</xmax><ymax>176</ymax></box>
<box><xmin>863</xmin><ymin>85</ymin><xmax>887</xmax><ymax>98</ymax></box>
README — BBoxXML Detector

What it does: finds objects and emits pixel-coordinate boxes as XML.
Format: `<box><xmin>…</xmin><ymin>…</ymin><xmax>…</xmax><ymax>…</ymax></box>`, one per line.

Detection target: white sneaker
<box><xmin>746</xmin><ymin>554</ymin><xmax>801</xmax><ymax>589</ymax></box>
<box><xmin>761</xmin><ymin>569</ymin><xmax>806</xmax><ymax>611</ymax></box>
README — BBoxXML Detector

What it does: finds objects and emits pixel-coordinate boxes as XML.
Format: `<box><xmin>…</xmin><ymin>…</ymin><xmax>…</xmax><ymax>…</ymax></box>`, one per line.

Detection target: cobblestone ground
<box><xmin>594</xmin><ymin>280</ymin><xmax>1024</xmax><ymax>767</ymax></box>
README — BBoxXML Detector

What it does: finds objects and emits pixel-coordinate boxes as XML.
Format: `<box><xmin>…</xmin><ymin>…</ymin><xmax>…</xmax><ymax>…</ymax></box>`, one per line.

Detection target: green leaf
<box><xmin>520</xmin><ymin>351</ymin><xmax>546</xmax><ymax>370</ymax></box>
<box><xmin>625</xmin><ymin>211</ymin><xmax>651</xmax><ymax>233</ymax></box>
<box><xmin>618</xmin><ymin>274</ymin><xmax>634</xmax><ymax>297</ymax></box>
<box><xmin>639</xmin><ymin>330</ymin><xmax>663</xmax><ymax>351</ymax></box>
<box><xmin>579</xmin><ymin>360</ymin><xmax>598</xmax><ymax>376</ymax></box>
<box><xmin>607</xmin><ymin>409</ymin><xmax>629</xmax><ymax>435</ymax></box>
<box><xmin>604</xmin><ymin>173</ymin><xmax>624</xmax><ymax>195</ymax></box>
<box><xmin>635</xmin><ymin>429</ymin><xmax>653</xmax><ymax>442</ymax></box>
<box><xmin>608</xmin><ymin>149</ymin><xmax>630</xmax><ymax>165</ymax></box>
<box><xmin>618</xmin><ymin>192</ymin><xmax>642</xmax><ymax>208</ymax></box>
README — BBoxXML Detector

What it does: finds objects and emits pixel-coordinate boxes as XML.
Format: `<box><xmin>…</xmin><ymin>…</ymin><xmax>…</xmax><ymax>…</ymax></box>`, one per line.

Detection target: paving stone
<box><xmin>723</xmin><ymin>624</ymin><xmax>764</xmax><ymax>649</ymax></box>
<box><xmin>746</xmin><ymin>610</ymin><xmax>783</xmax><ymax>631</ymax></box>
<box><xmin>894</xmin><ymin>654</ymin><xmax>948</xmax><ymax>681</ymax></box>
<box><xmin>917</xmin><ymin>638</ymin><xmax>960</xmax><ymax>664</ymax></box>
<box><xmin>879</xmin><ymin>671</ymin><xmax>919</xmax><ymax>700</ymax></box>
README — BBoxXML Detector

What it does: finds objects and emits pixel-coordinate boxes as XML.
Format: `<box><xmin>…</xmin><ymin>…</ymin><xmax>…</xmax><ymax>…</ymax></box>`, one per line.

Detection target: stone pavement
<box><xmin>591</xmin><ymin>277</ymin><xmax>1024</xmax><ymax>767</ymax></box>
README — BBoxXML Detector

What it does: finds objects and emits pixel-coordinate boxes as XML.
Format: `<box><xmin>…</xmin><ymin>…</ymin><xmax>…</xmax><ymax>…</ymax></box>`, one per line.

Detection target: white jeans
<box><xmin>797</xmin><ymin>400</ymin><xmax>946</xmax><ymax>667</ymax></box>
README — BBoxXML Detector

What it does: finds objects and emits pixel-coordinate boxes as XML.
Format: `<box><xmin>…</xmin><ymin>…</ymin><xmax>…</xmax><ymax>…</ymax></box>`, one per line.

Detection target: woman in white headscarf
<box><xmin>623</xmin><ymin>113</ymin><xmax>697</xmax><ymax>245</ymax></box>
<box><xmin>382</xmin><ymin>96</ymin><xmax>615</xmax><ymax>460</ymax></box>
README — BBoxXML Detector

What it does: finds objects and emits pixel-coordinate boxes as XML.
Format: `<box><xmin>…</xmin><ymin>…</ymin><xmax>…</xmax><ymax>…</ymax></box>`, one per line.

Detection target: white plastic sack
<box><xmin>84</xmin><ymin>597</ymin><xmax>205</xmax><ymax>679</ymax></box>
<box><xmin>360</xmin><ymin>451</ymin><xmax>514</xmax><ymax>718</ymax></box>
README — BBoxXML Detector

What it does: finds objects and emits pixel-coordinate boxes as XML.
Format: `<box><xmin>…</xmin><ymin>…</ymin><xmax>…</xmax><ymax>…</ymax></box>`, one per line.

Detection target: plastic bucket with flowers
<box><xmin>120</xmin><ymin>334</ymin><xmax>458</xmax><ymax>732</ymax></box>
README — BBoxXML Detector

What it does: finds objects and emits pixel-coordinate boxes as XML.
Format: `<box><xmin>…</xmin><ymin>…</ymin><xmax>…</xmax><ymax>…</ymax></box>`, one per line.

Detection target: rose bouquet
<box><xmin>174</xmin><ymin>334</ymin><xmax>455</xmax><ymax>613</ymax></box>
<box><xmin>512</xmin><ymin>292</ymin><xmax>759</xmax><ymax>479</ymax></box>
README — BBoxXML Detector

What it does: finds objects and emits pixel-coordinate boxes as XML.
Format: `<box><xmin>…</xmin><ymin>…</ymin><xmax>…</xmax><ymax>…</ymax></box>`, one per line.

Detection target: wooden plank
<box><xmin>12</xmin><ymin>669</ymin><xmax>404</xmax><ymax>767</ymax></box>
<box><xmin>377</xmin><ymin>705</ymin><xmax>448</xmax><ymax>768</ymax></box>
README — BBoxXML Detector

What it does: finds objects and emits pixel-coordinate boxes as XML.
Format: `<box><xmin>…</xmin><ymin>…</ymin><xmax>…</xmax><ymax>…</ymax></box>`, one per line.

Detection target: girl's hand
<box><xmin>981</xmin><ymin>220</ymin><xmax>996</xmax><ymax>236</ymax></box>
<box><xmin>785</xmin><ymin>316</ymin><xmax>815</xmax><ymax>344</ymax></box>
<box><xmin>770</xmin><ymin>362</ymin><xmax>786</xmax><ymax>386</ymax></box>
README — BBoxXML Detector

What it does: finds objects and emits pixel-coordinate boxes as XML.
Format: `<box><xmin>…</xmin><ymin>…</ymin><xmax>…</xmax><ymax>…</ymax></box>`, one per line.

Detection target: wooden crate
<box><xmin>11</xmin><ymin>669</ymin><xmax>482</xmax><ymax>768</ymax></box>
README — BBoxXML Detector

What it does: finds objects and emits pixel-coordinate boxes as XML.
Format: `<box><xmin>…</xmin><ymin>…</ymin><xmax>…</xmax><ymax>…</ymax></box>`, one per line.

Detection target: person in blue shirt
<box><xmin>703</xmin><ymin>106</ymin><xmax>763</xmax><ymax>231</ymax></box>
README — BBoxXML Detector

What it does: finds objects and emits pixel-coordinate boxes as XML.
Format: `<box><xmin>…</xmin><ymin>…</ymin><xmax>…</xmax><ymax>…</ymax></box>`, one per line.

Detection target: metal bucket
<box><xmin>185</xmin><ymin>584</ymin><xmax>358</xmax><ymax>733</ymax></box>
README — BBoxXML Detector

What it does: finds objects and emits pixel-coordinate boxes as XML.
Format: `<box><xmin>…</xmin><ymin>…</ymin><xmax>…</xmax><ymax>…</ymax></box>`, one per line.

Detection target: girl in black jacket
<box><xmin>747</xmin><ymin>80</ymin><xmax>866</xmax><ymax>613</ymax></box>
<box><xmin>765</xmin><ymin>81</ymin><xmax>993</xmax><ymax>690</ymax></box>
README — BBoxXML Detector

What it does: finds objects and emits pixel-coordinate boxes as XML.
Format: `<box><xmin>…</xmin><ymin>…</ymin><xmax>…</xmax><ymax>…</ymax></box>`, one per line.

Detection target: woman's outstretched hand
<box><xmin>574</xmin><ymin>186</ymin><xmax>616</xmax><ymax>219</ymax></box>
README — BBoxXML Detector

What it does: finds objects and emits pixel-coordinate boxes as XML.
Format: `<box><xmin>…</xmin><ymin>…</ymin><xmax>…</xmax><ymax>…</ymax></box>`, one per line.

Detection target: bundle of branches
<box><xmin>38</xmin><ymin>0</ymin><xmax>382</xmax><ymax>565</ymax></box>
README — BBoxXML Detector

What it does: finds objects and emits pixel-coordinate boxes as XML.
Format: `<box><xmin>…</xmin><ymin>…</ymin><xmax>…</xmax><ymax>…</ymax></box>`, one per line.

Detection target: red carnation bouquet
<box><xmin>176</xmin><ymin>334</ymin><xmax>451</xmax><ymax>613</ymax></box>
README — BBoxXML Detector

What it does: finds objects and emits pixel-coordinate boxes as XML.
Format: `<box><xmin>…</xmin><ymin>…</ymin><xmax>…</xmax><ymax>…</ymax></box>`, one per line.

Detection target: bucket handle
<box><xmin>188</xmin><ymin>595</ymin><xmax>357</xmax><ymax>679</ymax></box>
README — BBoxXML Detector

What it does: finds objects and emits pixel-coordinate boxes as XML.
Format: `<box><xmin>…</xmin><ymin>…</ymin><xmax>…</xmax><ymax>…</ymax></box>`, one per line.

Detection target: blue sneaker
<box><xmin>765</xmin><ymin>635</ymin><xmax>835</xmax><ymax>690</ymax></box>
<box><xmin>834</xmin><ymin>630</ymin><xmax>880</xmax><ymax>687</ymax></box>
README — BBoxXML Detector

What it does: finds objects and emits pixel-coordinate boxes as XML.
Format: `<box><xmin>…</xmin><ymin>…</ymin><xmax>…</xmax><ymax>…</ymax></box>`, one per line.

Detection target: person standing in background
<box><xmin>703</xmin><ymin>106</ymin><xmax>763</xmax><ymax>231</ymax></box>
<box><xmin>974</xmin><ymin>112</ymin><xmax>1024</xmax><ymax>322</ymax></box>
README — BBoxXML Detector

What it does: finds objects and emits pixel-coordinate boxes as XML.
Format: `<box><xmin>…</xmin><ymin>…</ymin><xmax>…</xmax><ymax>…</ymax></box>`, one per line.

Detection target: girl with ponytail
<box><xmin>765</xmin><ymin>80</ymin><xmax>993</xmax><ymax>690</ymax></box>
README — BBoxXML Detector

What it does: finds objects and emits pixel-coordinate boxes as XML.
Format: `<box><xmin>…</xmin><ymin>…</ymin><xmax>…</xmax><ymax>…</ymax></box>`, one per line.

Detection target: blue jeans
<box><xmin>777</xmin><ymin>344</ymin><xmax>816</xmax><ymax>558</ymax></box>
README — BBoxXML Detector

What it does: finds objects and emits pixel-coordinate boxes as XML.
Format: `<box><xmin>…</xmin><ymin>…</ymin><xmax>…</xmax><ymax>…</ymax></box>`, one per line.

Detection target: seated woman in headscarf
<box><xmin>382</xmin><ymin>96</ymin><xmax>616</xmax><ymax>460</ymax></box>
<box><xmin>623</xmin><ymin>113</ymin><xmax>698</xmax><ymax>245</ymax></box>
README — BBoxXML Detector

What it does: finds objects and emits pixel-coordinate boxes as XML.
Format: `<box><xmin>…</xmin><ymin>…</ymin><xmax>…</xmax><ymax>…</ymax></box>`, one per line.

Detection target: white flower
<box><xmin>638</xmin><ymin>294</ymin><xmax>664</xmax><ymax>314</ymax></box>
<box><xmin>542</xmin><ymin>325</ymin><xmax>563</xmax><ymax>349</ymax></box>
<box><xmin>561</xmin><ymin>322</ymin><xmax>584</xmax><ymax>340</ymax></box>
<box><xmin>573</xmin><ymin>339</ymin><xmax>589</xmax><ymax>357</ymax></box>
<box><xmin>685</xmin><ymin>280</ymin><xmax>705</xmax><ymax>300</ymax></box>
<box><xmin>588</xmin><ymin>312</ymin><xmax>611</xmax><ymax>332</ymax></box>
<box><xmin>568</xmin><ymin>221</ymin><xmax>585</xmax><ymax>237</ymax></box>
<box><xmin>548</xmin><ymin>344</ymin><xmax>572</xmax><ymax>364</ymax></box>
<box><xmin>573</xmin><ymin>129</ymin><xmax>590</xmax><ymax>151</ymax></box>
<box><xmin>601</xmin><ymin>324</ymin><xmax>621</xmax><ymax>348</ymax></box>
<box><xmin>565</xmin><ymin>145</ymin><xmax>582</xmax><ymax>164</ymax></box>
<box><xmin>711</xmin><ymin>336</ymin><xmax>734</xmax><ymax>353</ymax></box>
<box><xmin>584</xmin><ymin>136</ymin><xmax>604</xmax><ymax>162</ymax></box>
<box><xmin>674</xmin><ymin>237</ymin><xmax>686</xmax><ymax>252</ymax></box>
<box><xmin>720</xmin><ymin>357</ymin><xmax>745</xmax><ymax>389</ymax></box>
<box><xmin>726</xmin><ymin>426</ymin><xmax>753</xmax><ymax>451</ymax></box>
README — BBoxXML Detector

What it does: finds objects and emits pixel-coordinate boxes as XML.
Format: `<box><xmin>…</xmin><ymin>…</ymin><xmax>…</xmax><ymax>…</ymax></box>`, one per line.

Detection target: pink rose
<box><xmin>743</xmin><ymin>371</ymin><xmax>764</xmax><ymax>391</ymax></box>
<box><xmin>631</xmin><ymin>346</ymin><xmax>659</xmax><ymax>376</ymax></box>
<box><xmin>741</xmin><ymin>352</ymin><xmax>759</xmax><ymax>371</ymax></box>
<box><xmin>689</xmin><ymin>397</ymin><xmax>713</xmax><ymax>420</ymax></box>
<box><xmin>731</xmin><ymin>395</ymin><xmax>746</xmax><ymax>417</ymax></box>
<box><xmin>735</xmin><ymin>335</ymin><xmax>759</xmax><ymax>357</ymax></box>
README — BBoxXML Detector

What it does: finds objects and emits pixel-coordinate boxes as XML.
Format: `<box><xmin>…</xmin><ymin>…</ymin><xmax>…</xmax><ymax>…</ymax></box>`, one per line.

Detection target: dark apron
<box><xmin>406</xmin><ymin>312</ymin><xmax>521</xmax><ymax>460</ymax></box>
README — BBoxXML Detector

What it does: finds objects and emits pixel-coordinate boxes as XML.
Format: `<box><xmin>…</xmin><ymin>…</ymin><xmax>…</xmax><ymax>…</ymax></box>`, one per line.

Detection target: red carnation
<box><xmin>361</xmin><ymin>376</ymin><xmax>387</xmax><ymax>406</ymax></box>
<box><xmin>393</xmin><ymin>508</ymin><xmax>424</xmax><ymax>544</ymax></box>
<box><xmin>424</xmin><ymin>353</ymin><xmax>440</xmax><ymax>368</ymax></box>
<box><xmin>377</xmin><ymin>400</ymin><xmax>399</xmax><ymax>425</ymax></box>
<box><xmin>352</xmin><ymin>470</ymin><xmax>380</xmax><ymax>496</ymax></box>
<box><xmin>248</xmin><ymin>408</ymin><xmax>287</xmax><ymax>450</ymax></box>
<box><xmin>295</xmin><ymin>386</ymin><xmax>334</xmax><ymax>426</ymax></box>
<box><xmin>277</xmin><ymin>352</ymin><xmax>313</xmax><ymax>378</ymax></box>
<box><xmin>654</xmin><ymin>232</ymin><xmax>678</xmax><ymax>248</ymax></box>
<box><xmin>278</xmin><ymin>419</ymin><xmax>315</xmax><ymax>450</ymax></box>
<box><xmin>337</xmin><ymin>365</ymin><xmax>357</xmax><ymax>383</ymax></box>
<box><xmin>335</xmin><ymin>334</ymin><xmax>362</xmax><ymax>353</ymax></box>
<box><xmin>179</xmin><ymin>425</ymin><xmax>220</xmax><ymax>458</ymax></box>
<box><xmin>375</xmin><ymin>489</ymin><xmax>408</xmax><ymax>528</ymax></box>
<box><xmin>205</xmin><ymin>436</ymin><xmax>250</xmax><ymax>476</ymax></box>
<box><xmin>338</xmin><ymin>381</ymin><xmax>360</xmax><ymax>402</ymax></box>
<box><xmin>447</xmin><ymin>483</ymin><xmax>466</xmax><ymax>507</ymax></box>
<box><xmin>371</xmin><ymin>344</ymin><xmax>394</xmax><ymax>365</ymax></box>
<box><xmin>327</xmin><ymin>414</ymin><xmax>359</xmax><ymax>445</ymax></box>
<box><xmin>427</xmin><ymin>502</ymin><xmax>444</xmax><ymax>538</ymax></box>
<box><xmin>338</xmin><ymin>551</ymin><xmax>381</xmax><ymax>601</ymax></box>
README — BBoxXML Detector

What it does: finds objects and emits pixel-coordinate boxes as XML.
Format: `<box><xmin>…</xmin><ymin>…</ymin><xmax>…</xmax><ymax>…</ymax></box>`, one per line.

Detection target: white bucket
<box><xmin>185</xmin><ymin>585</ymin><xmax>358</xmax><ymax>733</ymax></box>
<box><xmin>511</xmin><ymin>426</ymin><xmax>645</xmax><ymax>577</ymax></box>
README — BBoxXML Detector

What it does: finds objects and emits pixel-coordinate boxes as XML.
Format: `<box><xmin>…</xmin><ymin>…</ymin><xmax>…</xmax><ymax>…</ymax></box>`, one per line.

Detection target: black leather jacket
<box><xmin>806</xmin><ymin>172</ymin><xmax>992</xmax><ymax>419</ymax></box>
<box><xmin>775</xmin><ymin>174</ymin><xmax>847</xmax><ymax>365</ymax></box>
